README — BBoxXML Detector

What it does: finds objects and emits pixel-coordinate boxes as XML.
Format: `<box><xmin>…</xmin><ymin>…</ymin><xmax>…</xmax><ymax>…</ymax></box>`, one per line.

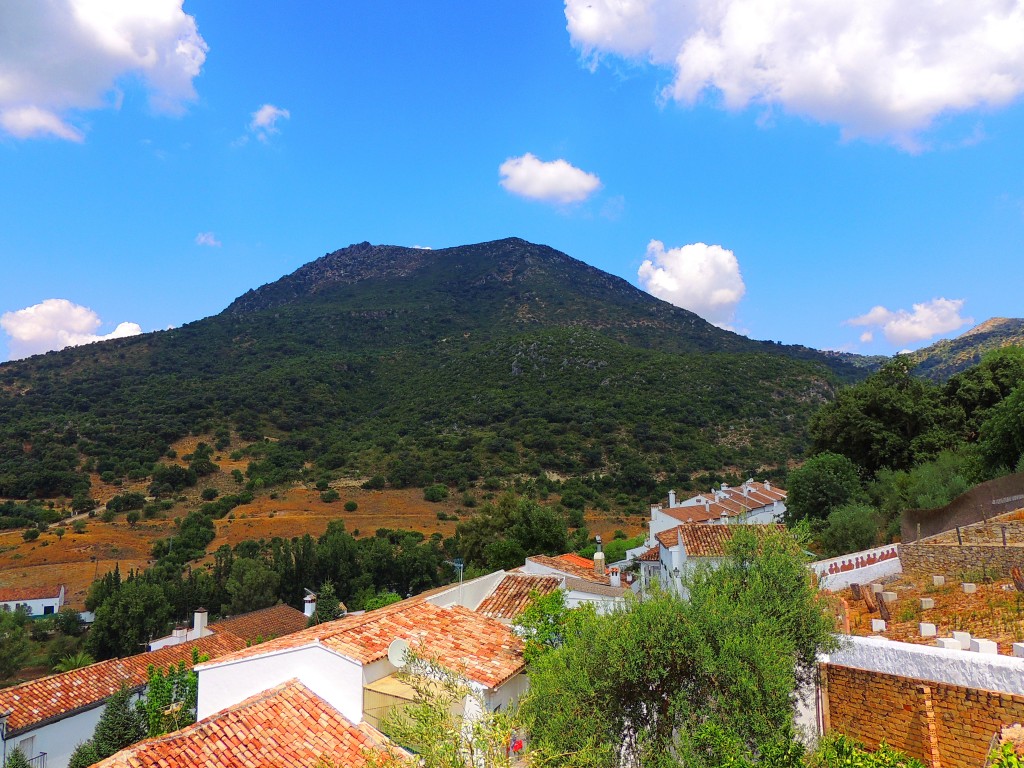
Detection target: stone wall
<box><xmin>920</xmin><ymin>519</ymin><xmax>1024</xmax><ymax>547</ymax></box>
<box><xmin>902</xmin><ymin>473</ymin><xmax>1024</xmax><ymax>542</ymax></box>
<box><xmin>899</xmin><ymin>542</ymin><xmax>1024</xmax><ymax>578</ymax></box>
<box><xmin>824</xmin><ymin>663</ymin><xmax>1024</xmax><ymax>768</ymax></box>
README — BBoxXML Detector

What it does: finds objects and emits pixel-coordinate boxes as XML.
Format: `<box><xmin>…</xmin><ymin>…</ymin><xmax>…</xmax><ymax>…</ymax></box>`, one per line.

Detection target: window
<box><xmin>43</xmin><ymin>605</ymin><xmax>54</xmax><ymax>615</ymax></box>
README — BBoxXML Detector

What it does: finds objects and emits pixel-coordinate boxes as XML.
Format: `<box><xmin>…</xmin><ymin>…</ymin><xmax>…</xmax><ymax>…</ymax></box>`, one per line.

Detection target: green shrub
<box><xmin>22</xmin><ymin>528</ymin><xmax>39</xmax><ymax>542</ymax></box>
<box><xmin>201</xmin><ymin>488</ymin><xmax>219</xmax><ymax>501</ymax></box>
<box><xmin>320</xmin><ymin>489</ymin><xmax>340</xmax><ymax>503</ymax></box>
<box><xmin>344</xmin><ymin>500</ymin><xmax>358</xmax><ymax>512</ymax></box>
<box><xmin>424</xmin><ymin>484</ymin><xmax>449</xmax><ymax>503</ymax></box>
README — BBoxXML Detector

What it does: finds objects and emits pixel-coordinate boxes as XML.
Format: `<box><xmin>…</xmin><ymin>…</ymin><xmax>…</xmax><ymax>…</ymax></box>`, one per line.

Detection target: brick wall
<box><xmin>823</xmin><ymin>664</ymin><xmax>1023</xmax><ymax>768</ymax></box>
<box><xmin>899</xmin><ymin>542</ymin><xmax>1024</xmax><ymax>578</ymax></box>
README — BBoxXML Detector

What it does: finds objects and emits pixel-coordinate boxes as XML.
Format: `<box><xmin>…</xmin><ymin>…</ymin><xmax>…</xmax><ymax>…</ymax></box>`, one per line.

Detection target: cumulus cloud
<box><xmin>0</xmin><ymin>1</ymin><xmax>207</xmax><ymax>142</ymax></box>
<box><xmin>195</xmin><ymin>231</ymin><xmax>221</xmax><ymax>247</ymax></box>
<box><xmin>1</xmin><ymin>299</ymin><xmax>142</xmax><ymax>360</ymax></box>
<box><xmin>846</xmin><ymin>298</ymin><xmax>972</xmax><ymax>345</ymax></box>
<box><xmin>565</xmin><ymin>0</ymin><xmax>1024</xmax><ymax>147</ymax></box>
<box><xmin>499</xmin><ymin>153</ymin><xmax>602</xmax><ymax>204</ymax></box>
<box><xmin>637</xmin><ymin>240</ymin><xmax>746</xmax><ymax>327</ymax></box>
<box><xmin>249</xmin><ymin>104</ymin><xmax>290</xmax><ymax>142</ymax></box>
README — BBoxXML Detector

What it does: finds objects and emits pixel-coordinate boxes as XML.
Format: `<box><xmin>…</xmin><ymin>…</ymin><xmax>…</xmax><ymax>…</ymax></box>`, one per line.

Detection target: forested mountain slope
<box><xmin>911</xmin><ymin>318</ymin><xmax>1024</xmax><ymax>381</ymax></box>
<box><xmin>0</xmin><ymin>238</ymin><xmax>861</xmax><ymax>500</ymax></box>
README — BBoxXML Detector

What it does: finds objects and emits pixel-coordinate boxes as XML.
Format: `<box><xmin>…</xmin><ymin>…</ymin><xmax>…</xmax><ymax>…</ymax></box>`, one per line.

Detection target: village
<box><xmin>2</xmin><ymin>475</ymin><xmax>1024</xmax><ymax>768</ymax></box>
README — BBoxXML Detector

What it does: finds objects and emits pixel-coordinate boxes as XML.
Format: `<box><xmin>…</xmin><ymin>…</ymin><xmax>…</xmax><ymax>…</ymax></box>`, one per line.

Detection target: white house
<box><xmin>0</xmin><ymin>585</ymin><xmax>65</xmax><ymax>617</ymax></box>
<box><xmin>194</xmin><ymin>597</ymin><xmax>528</xmax><ymax>731</ymax></box>
<box><xmin>638</xmin><ymin>523</ymin><xmax>787</xmax><ymax>598</ymax></box>
<box><xmin>520</xmin><ymin>553</ymin><xmax>630</xmax><ymax>611</ymax></box>
<box><xmin>0</xmin><ymin>633</ymin><xmax>247</xmax><ymax>768</ymax></box>
<box><xmin>627</xmin><ymin>480</ymin><xmax>787</xmax><ymax>563</ymax></box>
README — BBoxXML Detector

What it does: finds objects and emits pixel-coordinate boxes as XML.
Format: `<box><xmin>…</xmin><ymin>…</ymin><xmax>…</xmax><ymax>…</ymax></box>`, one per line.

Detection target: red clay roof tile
<box><xmin>476</xmin><ymin>574</ymin><xmax>561</xmax><ymax>620</ymax></box>
<box><xmin>92</xmin><ymin>679</ymin><xmax>402</xmax><ymax>768</ymax></box>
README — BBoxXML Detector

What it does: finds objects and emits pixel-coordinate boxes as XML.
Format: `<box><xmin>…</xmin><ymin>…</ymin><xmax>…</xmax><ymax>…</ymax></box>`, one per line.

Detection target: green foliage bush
<box><xmin>344</xmin><ymin>500</ymin><xmax>358</xmax><ymax>512</ymax></box>
<box><xmin>423</xmin><ymin>484</ymin><xmax>449</xmax><ymax>502</ymax></box>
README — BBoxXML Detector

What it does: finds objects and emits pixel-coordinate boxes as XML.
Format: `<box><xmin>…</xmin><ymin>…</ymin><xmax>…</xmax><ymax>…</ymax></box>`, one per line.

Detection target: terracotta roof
<box><xmin>639</xmin><ymin>545</ymin><xmax>661</xmax><ymax>562</ymax></box>
<box><xmin>654</xmin><ymin>524</ymin><xmax>787</xmax><ymax>557</ymax></box>
<box><xmin>476</xmin><ymin>574</ymin><xmax>561</xmax><ymax>620</ymax></box>
<box><xmin>202</xmin><ymin>599</ymin><xmax>525</xmax><ymax>690</ymax></box>
<box><xmin>0</xmin><ymin>585</ymin><xmax>63</xmax><ymax>602</ymax></box>
<box><xmin>0</xmin><ymin>632</ymin><xmax>247</xmax><ymax>734</ymax></box>
<box><xmin>525</xmin><ymin>554</ymin><xmax>609</xmax><ymax>585</ymax></box>
<box><xmin>208</xmin><ymin>603</ymin><xmax>308</xmax><ymax>644</ymax></box>
<box><xmin>557</xmin><ymin>553</ymin><xmax>600</xmax><ymax>570</ymax></box>
<box><xmin>663</xmin><ymin>482</ymin><xmax>786</xmax><ymax>521</ymax></box>
<box><xmin>92</xmin><ymin>679</ymin><xmax>402</xmax><ymax>768</ymax></box>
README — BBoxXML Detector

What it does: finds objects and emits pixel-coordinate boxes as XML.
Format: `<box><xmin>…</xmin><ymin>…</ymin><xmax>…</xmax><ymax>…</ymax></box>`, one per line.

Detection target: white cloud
<box><xmin>0</xmin><ymin>1</ymin><xmax>207</xmax><ymax>142</ymax></box>
<box><xmin>846</xmin><ymin>297</ymin><xmax>972</xmax><ymax>345</ymax></box>
<box><xmin>565</xmin><ymin>0</ymin><xmax>1024</xmax><ymax>147</ymax></box>
<box><xmin>1</xmin><ymin>299</ymin><xmax>142</xmax><ymax>360</ymax></box>
<box><xmin>637</xmin><ymin>240</ymin><xmax>746</xmax><ymax>327</ymax></box>
<box><xmin>499</xmin><ymin>153</ymin><xmax>602</xmax><ymax>204</ymax></box>
<box><xmin>249</xmin><ymin>104</ymin><xmax>290</xmax><ymax>142</ymax></box>
<box><xmin>195</xmin><ymin>231</ymin><xmax>221</xmax><ymax>247</ymax></box>
<box><xmin>859</xmin><ymin>331</ymin><xmax>874</xmax><ymax>343</ymax></box>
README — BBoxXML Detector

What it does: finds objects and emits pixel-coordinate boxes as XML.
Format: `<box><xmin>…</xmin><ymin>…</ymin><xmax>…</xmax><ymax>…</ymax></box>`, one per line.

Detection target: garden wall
<box><xmin>899</xmin><ymin>542</ymin><xmax>1024</xmax><ymax>579</ymax></box>
<box><xmin>810</xmin><ymin>544</ymin><xmax>902</xmax><ymax>592</ymax></box>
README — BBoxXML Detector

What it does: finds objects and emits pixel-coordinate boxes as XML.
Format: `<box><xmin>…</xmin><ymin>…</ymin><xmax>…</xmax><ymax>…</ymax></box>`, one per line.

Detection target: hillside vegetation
<box><xmin>0</xmin><ymin>238</ymin><xmax>857</xmax><ymax>505</ymax></box>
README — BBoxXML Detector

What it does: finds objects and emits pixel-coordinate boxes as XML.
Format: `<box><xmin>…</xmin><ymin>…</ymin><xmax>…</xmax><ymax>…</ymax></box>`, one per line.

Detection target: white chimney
<box><xmin>194</xmin><ymin>608</ymin><xmax>208</xmax><ymax>638</ymax></box>
<box><xmin>721</xmin><ymin>511</ymin><xmax>729</xmax><ymax>525</ymax></box>
<box><xmin>172</xmin><ymin>625</ymin><xmax>187</xmax><ymax>643</ymax></box>
<box><xmin>668</xmin><ymin>490</ymin><xmax>676</xmax><ymax>507</ymax></box>
<box><xmin>610</xmin><ymin>568</ymin><xmax>621</xmax><ymax>588</ymax></box>
<box><xmin>594</xmin><ymin>551</ymin><xmax>606</xmax><ymax>576</ymax></box>
<box><xmin>765</xmin><ymin>481</ymin><xmax>772</xmax><ymax>491</ymax></box>
<box><xmin>304</xmin><ymin>594</ymin><xmax>317</xmax><ymax>618</ymax></box>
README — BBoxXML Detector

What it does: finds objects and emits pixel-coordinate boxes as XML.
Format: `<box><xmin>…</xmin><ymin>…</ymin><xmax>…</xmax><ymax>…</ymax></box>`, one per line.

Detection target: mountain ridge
<box><xmin>910</xmin><ymin>317</ymin><xmax>1024</xmax><ymax>381</ymax></box>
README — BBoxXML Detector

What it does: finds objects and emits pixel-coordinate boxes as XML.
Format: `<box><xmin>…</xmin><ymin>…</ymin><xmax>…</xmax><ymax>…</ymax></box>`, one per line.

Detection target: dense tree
<box><xmin>3</xmin><ymin>748</ymin><xmax>31</xmax><ymax>768</ymax></box>
<box><xmin>92</xmin><ymin>684</ymin><xmax>147</xmax><ymax>758</ymax></box>
<box><xmin>308</xmin><ymin>580</ymin><xmax>342</xmax><ymax>626</ymax></box>
<box><xmin>785</xmin><ymin>452</ymin><xmax>865</xmax><ymax>523</ymax></box>
<box><xmin>0</xmin><ymin>609</ymin><xmax>31</xmax><ymax>680</ymax></box>
<box><xmin>520</xmin><ymin>529</ymin><xmax>835</xmax><ymax>768</ymax></box>
<box><xmin>225</xmin><ymin>557</ymin><xmax>281</xmax><ymax>615</ymax></box>
<box><xmin>820</xmin><ymin>503</ymin><xmax>880</xmax><ymax>558</ymax></box>
<box><xmin>808</xmin><ymin>358</ymin><xmax>962</xmax><ymax>475</ymax></box>
<box><xmin>979</xmin><ymin>384</ymin><xmax>1024</xmax><ymax>474</ymax></box>
<box><xmin>141</xmin><ymin>659</ymin><xmax>200</xmax><ymax>737</ymax></box>
<box><xmin>87</xmin><ymin>578</ymin><xmax>173</xmax><ymax>659</ymax></box>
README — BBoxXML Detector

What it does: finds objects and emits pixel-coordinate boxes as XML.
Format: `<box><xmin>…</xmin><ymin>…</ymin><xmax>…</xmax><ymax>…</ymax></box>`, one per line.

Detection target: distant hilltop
<box><xmin>910</xmin><ymin>318</ymin><xmax>1024</xmax><ymax>381</ymax></box>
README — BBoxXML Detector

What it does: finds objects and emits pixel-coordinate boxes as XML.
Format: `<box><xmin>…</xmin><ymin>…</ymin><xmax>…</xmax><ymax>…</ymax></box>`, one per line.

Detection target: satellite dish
<box><xmin>387</xmin><ymin>637</ymin><xmax>410</xmax><ymax>667</ymax></box>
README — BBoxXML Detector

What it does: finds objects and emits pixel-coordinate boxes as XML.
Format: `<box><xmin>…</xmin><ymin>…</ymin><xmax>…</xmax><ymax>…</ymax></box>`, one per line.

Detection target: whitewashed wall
<box><xmin>197</xmin><ymin>643</ymin><xmax>364</xmax><ymax>723</ymax></box>
<box><xmin>810</xmin><ymin>544</ymin><xmax>902</xmax><ymax>591</ymax></box>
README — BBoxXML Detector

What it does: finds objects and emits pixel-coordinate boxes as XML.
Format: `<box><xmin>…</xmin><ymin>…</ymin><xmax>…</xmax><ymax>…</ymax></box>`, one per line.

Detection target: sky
<box><xmin>2</xmin><ymin>1</ymin><xmax>1024</xmax><ymax>362</ymax></box>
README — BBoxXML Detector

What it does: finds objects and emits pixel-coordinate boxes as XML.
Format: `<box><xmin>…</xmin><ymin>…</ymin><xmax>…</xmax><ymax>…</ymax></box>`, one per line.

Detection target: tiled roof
<box><xmin>655</xmin><ymin>524</ymin><xmax>787</xmax><ymax>557</ymax></box>
<box><xmin>562</xmin><ymin>577</ymin><xmax>628</xmax><ymax>598</ymax></box>
<box><xmin>92</xmin><ymin>679</ymin><xmax>402</xmax><ymax>768</ymax></box>
<box><xmin>208</xmin><ymin>603</ymin><xmax>308</xmax><ymax>644</ymax></box>
<box><xmin>639</xmin><ymin>545</ymin><xmax>661</xmax><ymax>562</ymax></box>
<box><xmin>663</xmin><ymin>481</ymin><xmax>786</xmax><ymax>521</ymax></box>
<box><xmin>525</xmin><ymin>554</ymin><xmax>609</xmax><ymax>584</ymax></box>
<box><xmin>0</xmin><ymin>585</ymin><xmax>62</xmax><ymax>602</ymax></box>
<box><xmin>0</xmin><ymin>632</ymin><xmax>247</xmax><ymax>734</ymax></box>
<box><xmin>202</xmin><ymin>599</ymin><xmax>525</xmax><ymax>690</ymax></box>
<box><xmin>476</xmin><ymin>574</ymin><xmax>561</xmax><ymax>619</ymax></box>
<box><xmin>557</xmin><ymin>553</ymin><xmax>600</xmax><ymax>571</ymax></box>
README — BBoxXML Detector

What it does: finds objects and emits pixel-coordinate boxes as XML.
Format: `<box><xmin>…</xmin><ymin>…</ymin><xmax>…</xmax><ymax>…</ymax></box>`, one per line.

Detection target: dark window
<box><xmin>43</xmin><ymin>605</ymin><xmax>55</xmax><ymax>615</ymax></box>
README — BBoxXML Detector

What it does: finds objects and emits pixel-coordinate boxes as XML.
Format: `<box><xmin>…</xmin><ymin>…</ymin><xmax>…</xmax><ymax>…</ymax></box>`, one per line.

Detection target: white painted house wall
<box><xmin>2</xmin><ymin>691</ymin><xmax>140</xmax><ymax>768</ymax></box>
<box><xmin>197</xmin><ymin>643</ymin><xmax>364</xmax><ymax>723</ymax></box>
<box><xmin>425</xmin><ymin>571</ymin><xmax>509</xmax><ymax>612</ymax></box>
<box><xmin>809</xmin><ymin>545</ymin><xmax>902</xmax><ymax>592</ymax></box>
<box><xmin>0</xmin><ymin>587</ymin><xmax>64</xmax><ymax>617</ymax></box>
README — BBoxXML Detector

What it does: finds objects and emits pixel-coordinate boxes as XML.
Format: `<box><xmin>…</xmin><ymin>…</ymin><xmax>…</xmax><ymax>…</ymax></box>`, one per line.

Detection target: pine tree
<box><xmin>3</xmin><ymin>748</ymin><xmax>31</xmax><ymax>768</ymax></box>
<box><xmin>92</xmin><ymin>684</ymin><xmax>146</xmax><ymax>758</ymax></box>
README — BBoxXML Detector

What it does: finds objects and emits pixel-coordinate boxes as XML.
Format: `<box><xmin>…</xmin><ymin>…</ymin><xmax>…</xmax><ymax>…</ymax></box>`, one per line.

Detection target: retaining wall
<box><xmin>899</xmin><ymin>542</ymin><xmax>1024</xmax><ymax>579</ymax></box>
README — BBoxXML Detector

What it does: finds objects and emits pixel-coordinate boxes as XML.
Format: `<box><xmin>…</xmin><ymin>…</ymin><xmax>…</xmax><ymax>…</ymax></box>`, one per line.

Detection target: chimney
<box><xmin>194</xmin><ymin>608</ymin><xmax>208</xmax><ymax>638</ymax></box>
<box><xmin>668</xmin><ymin>490</ymin><xmax>676</xmax><ymax>507</ymax></box>
<box><xmin>721</xmin><ymin>511</ymin><xmax>729</xmax><ymax>525</ymax></box>
<box><xmin>594</xmin><ymin>551</ymin><xmax>606</xmax><ymax>576</ymax></box>
<box><xmin>743</xmin><ymin>484</ymin><xmax>749</xmax><ymax>498</ymax></box>
<box><xmin>609</xmin><ymin>568</ymin><xmax>621</xmax><ymax>588</ymax></box>
<box><xmin>172</xmin><ymin>625</ymin><xmax>187</xmax><ymax>643</ymax></box>
<box><xmin>595</xmin><ymin>534</ymin><xmax>603</xmax><ymax>554</ymax></box>
<box><xmin>765</xmin><ymin>481</ymin><xmax>772</xmax><ymax>491</ymax></box>
<box><xmin>304</xmin><ymin>593</ymin><xmax>317</xmax><ymax>618</ymax></box>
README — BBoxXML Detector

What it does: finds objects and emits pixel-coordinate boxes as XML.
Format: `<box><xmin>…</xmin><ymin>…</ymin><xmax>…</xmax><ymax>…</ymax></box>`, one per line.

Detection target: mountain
<box><xmin>910</xmin><ymin>318</ymin><xmax>1024</xmax><ymax>381</ymax></box>
<box><xmin>0</xmin><ymin>238</ymin><xmax>861</xmax><ymax>502</ymax></box>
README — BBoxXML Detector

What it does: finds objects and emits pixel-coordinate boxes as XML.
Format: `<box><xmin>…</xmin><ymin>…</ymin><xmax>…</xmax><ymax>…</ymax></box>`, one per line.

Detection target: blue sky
<box><xmin>2</xmin><ymin>1</ymin><xmax>1023</xmax><ymax>362</ymax></box>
